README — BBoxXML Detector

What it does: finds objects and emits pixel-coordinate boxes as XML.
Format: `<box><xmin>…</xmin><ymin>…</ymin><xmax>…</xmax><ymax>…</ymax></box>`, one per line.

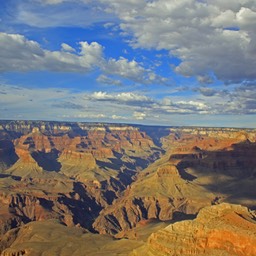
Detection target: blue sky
<box><xmin>0</xmin><ymin>0</ymin><xmax>256</xmax><ymax>127</ymax></box>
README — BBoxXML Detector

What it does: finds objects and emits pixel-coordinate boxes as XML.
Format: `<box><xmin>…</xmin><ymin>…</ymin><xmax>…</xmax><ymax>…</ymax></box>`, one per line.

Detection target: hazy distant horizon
<box><xmin>0</xmin><ymin>118</ymin><xmax>255</xmax><ymax>130</ymax></box>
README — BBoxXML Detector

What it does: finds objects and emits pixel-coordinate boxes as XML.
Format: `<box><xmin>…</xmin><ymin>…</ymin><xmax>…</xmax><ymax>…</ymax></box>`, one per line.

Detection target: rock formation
<box><xmin>0</xmin><ymin>120</ymin><xmax>256</xmax><ymax>255</ymax></box>
<box><xmin>0</xmin><ymin>219</ymin><xmax>144</xmax><ymax>256</ymax></box>
<box><xmin>131</xmin><ymin>203</ymin><xmax>256</xmax><ymax>256</ymax></box>
<box><xmin>93</xmin><ymin>129</ymin><xmax>256</xmax><ymax>235</ymax></box>
<box><xmin>93</xmin><ymin>162</ymin><xmax>215</xmax><ymax>235</ymax></box>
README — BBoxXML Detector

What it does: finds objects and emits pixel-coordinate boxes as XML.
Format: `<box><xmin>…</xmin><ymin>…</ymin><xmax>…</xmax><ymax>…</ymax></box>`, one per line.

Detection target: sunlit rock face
<box><xmin>131</xmin><ymin>203</ymin><xmax>256</xmax><ymax>256</ymax></box>
<box><xmin>93</xmin><ymin>127</ymin><xmax>256</xmax><ymax>236</ymax></box>
<box><xmin>0</xmin><ymin>120</ymin><xmax>256</xmax><ymax>255</ymax></box>
<box><xmin>0</xmin><ymin>121</ymin><xmax>163</xmax><ymax>237</ymax></box>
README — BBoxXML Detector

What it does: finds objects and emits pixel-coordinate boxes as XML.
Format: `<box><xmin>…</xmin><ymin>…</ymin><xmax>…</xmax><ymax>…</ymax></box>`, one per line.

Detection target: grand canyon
<box><xmin>0</xmin><ymin>120</ymin><xmax>256</xmax><ymax>256</ymax></box>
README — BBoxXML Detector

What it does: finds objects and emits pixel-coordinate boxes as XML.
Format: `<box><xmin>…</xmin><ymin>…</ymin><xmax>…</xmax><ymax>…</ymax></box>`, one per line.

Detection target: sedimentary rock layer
<box><xmin>131</xmin><ymin>203</ymin><xmax>256</xmax><ymax>256</ymax></box>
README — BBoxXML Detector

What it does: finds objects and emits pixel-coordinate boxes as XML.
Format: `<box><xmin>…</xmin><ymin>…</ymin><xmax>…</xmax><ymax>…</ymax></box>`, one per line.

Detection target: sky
<box><xmin>0</xmin><ymin>0</ymin><xmax>256</xmax><ymax>128</ymax></box>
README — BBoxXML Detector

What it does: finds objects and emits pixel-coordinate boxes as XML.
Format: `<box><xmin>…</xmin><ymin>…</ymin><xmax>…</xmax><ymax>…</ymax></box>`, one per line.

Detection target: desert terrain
<box><xmin>0</xmin><ymin>120</ymin><xmax>256</xmax><ymax>255</ymax></box>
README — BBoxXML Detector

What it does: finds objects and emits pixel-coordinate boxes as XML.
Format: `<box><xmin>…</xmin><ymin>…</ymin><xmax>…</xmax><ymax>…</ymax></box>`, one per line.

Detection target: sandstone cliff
<box><xmin>93</xmin><ymin>129</ymin><xmax>256</xmax><ymax>235</ymax></box>
<box><xmin>93</xmin><ymin>161</ymin><xmax>215</xmax><ymax>235</ymax></box>
<box><xmin>131</xmin><ymin>203</ymin><xmax>256</xmax><ymax>256</ymax></box>
<box><xmin>0</xmin><ymin>219</ymin><xmax>144</xmax><ymax>256</ymax></box>
<box><xmin>0</xmin><ymin>120</ymin><xmax>256</xmax><ymax>248</ymax></box>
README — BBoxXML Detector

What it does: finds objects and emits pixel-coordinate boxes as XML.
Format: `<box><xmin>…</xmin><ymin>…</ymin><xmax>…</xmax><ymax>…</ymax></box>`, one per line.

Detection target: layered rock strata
<box><xmin>0</xmin><ymin>120</ymin><xmax>256</xmax><ymax>241</ymax></box>
<box><xmin>131</xmin><ymin>203</ymin><xmax>256</xmax><ymax>256</ymax></box>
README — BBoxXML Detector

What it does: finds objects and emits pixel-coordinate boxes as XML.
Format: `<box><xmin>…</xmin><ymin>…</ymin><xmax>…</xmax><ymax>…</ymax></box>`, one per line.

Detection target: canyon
<box><xmin>0</xmin><ymin>120</ymin><xmax>256</xmax><ymax>255</ymax></box>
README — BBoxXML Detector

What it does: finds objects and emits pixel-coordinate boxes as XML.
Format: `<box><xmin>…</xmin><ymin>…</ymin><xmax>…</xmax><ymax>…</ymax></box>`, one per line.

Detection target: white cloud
<box><xmin>86</xmin><ymin>88</ymin><xmax>256</xmax><ymax>116</ymax></box>
<box><xmin>175</xmin><ymin>101</ymin><xmax>209</xmax><ymax>111</ymax></box>
<box><xmin>236</xmin><ymin>7</ymin><xmax>256</xmax><ymax>28</ymax></box>
<box><xmin>102</xmin><ymin>57</ymin><xmax>166</xmax><ymax>84</ymax></box>
<box><xmin>0</xmin><ymin>32</ymin><xmax>166</xmax><ymax>85</ymax></box>
<box><xmin>1</xmin><ymin>83</ymin><xmax>256</xmax><ymax>125</ymax></box>
<box><xmin>90</xmin><ymin>91</ymin><xmax>154</xmax><ymax>105</ymax></box>
<box><xmin>102</xmin><ymin>0</ymin><xmax>256</xmax><ymax>84</ymax></box>
<box><xmin>72</xmin><ymin>113</ymin><xmax>106</xmax><ymax>119</ymax></box>
<box><xmin>0</xmin><ymin>32</ymin><xmax>103</xmax><ymax>73</ymax></box>
<box><xmin>155</xmin><ymin>97</ymin><xmax>211</xmax><ymax>115</ymax></box>
<box><xmin>96</xmin><ymin>74</ymin><xmax>122</xmax><ymax>86</ymax></box>
<box><xmin>14</xmin><ymin>0</ymin><xmax>115</xmax><ymax>28</ymax></box>
<box><xmin>103</xmin><ymin>57</ymin><xmax>145</xmax><ymax>82</ymax></box>
<box><xmin>6</xmin><ymin>1</ymin><xmax>256</xmax><ymax>84</ymax></box>
<box><xmin>111</xmin><ymin>114</ymin><xmax>128</xmax><ymax>120</ymax></box>
<box><xmin>61</xmin><ymin>43</ymin><xmax>75</xmax><ymax>52</ymax></box>
<box><xmin>133</xmin><ymin>111</ymin><xmax>146</xmax><ymax>120</ymax></box>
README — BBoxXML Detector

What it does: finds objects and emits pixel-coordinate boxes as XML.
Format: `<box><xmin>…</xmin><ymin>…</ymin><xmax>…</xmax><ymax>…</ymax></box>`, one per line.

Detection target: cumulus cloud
<box><xmin>0</xmin><ymin>32</ymin><xmax>166</xmax><ymax>85</ymax></box>
<box><xmin>0</xmin><ymin>32</ymin><xmax>103</xmax><ymax>73</ymax></box>
<box><xmin>102</xmin><ymin>57</ymin><xmax>167</xmax><ymax>85</ymax></box>
<box><xmin>61</xmin><ymin>43</ymin><xmax>76</xmax><ymax>52</ymax></box>
<box><xmin>103</xmin><ymin>57</ymin><xmax>147</xmax><ymax>83</ymax></box>
<box><xmin>102</xmin><ymin>0</ymin><xmax>256</xmax><ymax>84</ymax></box>
<box><xmin>7</xmin><ymin>1</ymin><xmax>256</xmax><ymax>84</ymax></box>
<box><xmin>2</xmin><ymin>0</ymin><xmax>256</xmax><ymax>125</ymax></box>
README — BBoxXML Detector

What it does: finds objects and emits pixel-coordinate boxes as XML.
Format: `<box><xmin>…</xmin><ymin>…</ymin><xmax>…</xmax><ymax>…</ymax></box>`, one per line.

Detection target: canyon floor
<box><xmin>0</xmin><ymin>120</ymin><xmax>256</xmax><ymax>255</ymax></box>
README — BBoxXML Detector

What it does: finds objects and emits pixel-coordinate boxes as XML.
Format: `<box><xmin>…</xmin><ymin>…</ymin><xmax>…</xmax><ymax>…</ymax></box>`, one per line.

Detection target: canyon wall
<box><xmin>131</xmin><ymin>203</ymin><xmax>256</xmax><ymax>256</ymax></box>
<box><xmin>0</xmin><ymin>120</ymin><xmax>256</xmax><ymax>255</ymax></box>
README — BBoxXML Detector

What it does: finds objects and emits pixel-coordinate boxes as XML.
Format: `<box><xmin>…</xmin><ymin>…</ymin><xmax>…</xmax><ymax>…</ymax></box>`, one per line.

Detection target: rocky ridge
<box><xmin>93</xmin><ymin>127</ymin><xmax>256</xmax><ymax>235</ymax></box>
<box><xmin>0</xmin><ymin>121</ymin><xmax>164</xmax><ymax>237</ymax></box>
<box><xmin>131</xmin><ymin>203</ymin><xmax>256</xmax><ymax>256</ymax></box>
<box><xmin>0</xmin><ymin>120</ymin><xmax>256</xmax><ymax>255</ymax></box>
